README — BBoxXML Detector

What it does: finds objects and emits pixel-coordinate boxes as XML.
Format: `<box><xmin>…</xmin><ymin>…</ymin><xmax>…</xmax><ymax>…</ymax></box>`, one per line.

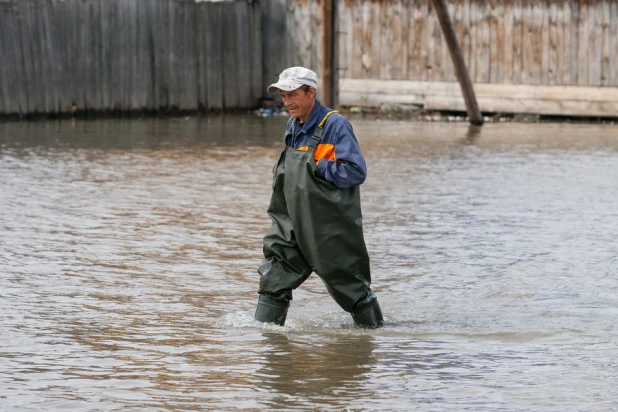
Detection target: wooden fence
<box><xmin>338</xmin><ymin>0</ymin><xmax>618</xmax><ymax>86</ymax></box>
<box><xmin>2</xmin><ymin>0</ymin><xmax>618</xmax><ymax>117</ymax></box>
<box><xmin>336</xmin><ymin>0</ymin><xmax>618</xmax><ymax>116</ymax></box>
<box><xmin>270</xmin><ymin>0</ymin><xmax>618</xmax><ymax>116</ymax></box>
<box><xmin>0</xmin><ymin>0</ymin><xmax>262</xmax><ymax>116</ymax></box>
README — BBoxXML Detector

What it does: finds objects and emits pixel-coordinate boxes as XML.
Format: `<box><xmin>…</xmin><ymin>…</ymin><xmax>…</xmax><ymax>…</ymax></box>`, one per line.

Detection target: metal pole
<box><xmin>430</xmin><ymin>0</ymin><xmax>484</xmax><ymax>125</ymax></box>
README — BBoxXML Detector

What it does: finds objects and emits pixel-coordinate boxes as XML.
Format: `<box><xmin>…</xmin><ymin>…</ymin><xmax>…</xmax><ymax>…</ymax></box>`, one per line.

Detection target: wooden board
<box><xmin>340</xmin><ymin>78</ymin><xmax>618</xmax><ymax>117</ymax></box>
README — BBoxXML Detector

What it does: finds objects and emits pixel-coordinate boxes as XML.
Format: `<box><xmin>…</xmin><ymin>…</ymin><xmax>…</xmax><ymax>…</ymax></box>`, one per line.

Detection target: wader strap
<box><xmin>283</xmin><ymin>118</ymin><xmax>296</xmax><ymax>143</ymax></box>
<box><xmin>283</xmin><ymin>130</ymin><xmax>292</xmax><ymax>142</ymax></box>
<box><xmin>309</xmin><ymin>110</ymin><xmax>339</xmax><ymax>149</ymax></box>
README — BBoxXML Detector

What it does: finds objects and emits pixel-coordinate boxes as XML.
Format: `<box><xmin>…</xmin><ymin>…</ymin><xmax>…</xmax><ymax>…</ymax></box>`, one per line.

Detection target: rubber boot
<box><xmin>352</xmin><ymin>296</ymin><xmax>384</xmax><ymax>329</ymax></box>
<box><xmin>254</xmin><ymin>295</ymin><xmax>290</xmax><ymax>326</ymax></box>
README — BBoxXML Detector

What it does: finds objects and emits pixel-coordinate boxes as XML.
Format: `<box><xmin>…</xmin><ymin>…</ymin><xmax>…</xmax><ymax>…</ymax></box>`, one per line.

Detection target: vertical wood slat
<box><xmin>381</xmin><ymin>0</ymin><xmax>393</xmax><ymax>80</ymax></box>
<box><xmin>511</xmin><ymin>0</ymin><xmax>523</xmax><ymax>84</ymax></box>
<box><xmin>539</xmin><ymin>0</ymin><xmax>549</xmax><ymax>84</ymax></box>
<box><xmin>503</xmin><ymin>0</ymin><xmax>514</xmax><ymax>84</ymax></box>
<box><xmin>222</xmin><ymin>2</ymin><xmax>238</xmax><ymax>109</ymax></box>
<box><xmin>569</xmin><ymin>0</ymin><xmax>579</xmax><ymax>85</ymax></box>
<box><xmin>248</xmin><ymin>1</ymin><xmax>262</xmax><ymax>106</ymax></box>
<box><xmin>477</xmin><ymin>0</ymin><xmax>491</xmax><ymax>83</ymax></box>
<box><xmin>311</xmin><ymin>0</ymin><xmax>323</xmax><ymax>79</ymax></box>
<box><xmin>17</xmin><ymin>0</ymin><xmax>35</xmax><ymax>113</ymax></box>
<box><xmin>360</xmin><ymin>1</ymin><xmax>373</xmax><ymax>77</ymax></box>
<box><xmin>338</xmin><ymin>0</ymin><xmax>354</xmax><ymax>80</ymax></box>
<box><xmin>559</xmin><ymin>0</ymin><xmax>570</xmax><ymax>85</ymax></box>
<box><xmin>441</xmin><ymin>0</ymin><xmax>454</xmax><ymax>81</ymax></box>
<box><xmin>460</xmin><ymin>0</ymin><xmax>471</xmax><ymax>82</ymax></box>
<box><xmin>206</xmin><ymin>3</ymin><xmax>222</xmax><ymax>110</ymax></box>
<box><xmin>262</xmin><ymin>0</ymin><xmax>289</xmax><ymax>94</ymax></box>
<box><xmin>236</xmin><ymin>1</ymin><xmax>250</xmax><ymax>107</ymax></box>
<box><xmin>390</xmin><ymin>0</ymin><xmax>408</xmax><ymax>79</ymax></box>
<box><xmin>369</xmin><ymin>1</ymin><xmax>381</xmax><ymax>79</ymax></box>
<box><xmin>467</xmin><ymin>0</ymin><xmax>477</xmax><ymax>81</ymax></box>
<box><xmin>607</xmin><ymin>2</ymin><xmax>618</xmax><ymax>87</ymax></box>
<box><xmin>351</xmin><ymin>0</ymin><xmax>363</xmax><ymax>78</ymax></box>
<box><xmin>425</xmin><ymin>1</ymin><xmax>436</xmax><ymax>81</ymax></box>
<box><xmin>408</xmin><ymin>0</ymin><xmax>426</xmax><ymax>80</ymax></box>
<box><xmin>0</xmin><ymin>3</ymin><xmax>15</xmax><ymax>113</ymax></box>
<box><xmin>587</xmin><ymin>0</ymin><xmax>602</xmax><ymax>86</ymax></box>
<box><xmin>195</xmin><ymin>3</ymin><xmax>207</xmax><ymax>110</ymax></box>
<box><xmin>489</xmin><ymin>0</ymin><xmax>500</xmax><ymax>83</ymax></box>
<box><xmin>577</xmin><ymin>1</ymin><xmax>588</xmax><ymax>85</ymax></box>
<box><xmin>600</xmin><ymin>0</ymin><xmax>610</xmax><ymax>86</ymax></box>
<box><xmin>548</xmin><ymin>1</ymin><xmax>559</xmax><ymax>85</ymax></box>
<box><xmin>452</xmin><ymin>0</ymin><xmax>465</xmax><ymax>83</ymax></box>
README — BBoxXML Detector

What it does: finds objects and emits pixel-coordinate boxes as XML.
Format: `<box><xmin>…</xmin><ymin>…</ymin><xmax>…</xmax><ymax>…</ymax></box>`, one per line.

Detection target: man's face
<box><xmin>280</xmin><ymin>87</ymin><xmax>316</xmax><ymax>122</ymax></box>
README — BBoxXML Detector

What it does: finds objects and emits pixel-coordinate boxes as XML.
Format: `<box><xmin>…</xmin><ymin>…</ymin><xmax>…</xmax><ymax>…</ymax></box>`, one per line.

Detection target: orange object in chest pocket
<box><xmin>299</xmin><ymin>143</ymin><xmax>336</xmax><ymax>164</ymax></box>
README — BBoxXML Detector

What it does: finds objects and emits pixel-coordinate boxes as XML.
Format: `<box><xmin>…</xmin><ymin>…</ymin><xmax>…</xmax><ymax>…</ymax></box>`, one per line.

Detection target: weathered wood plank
<box><xmin>503</xmin><ymin>0</ymin><xmax>514</xmax><ymax>83</ymax></box>
<box><xmin>608</xmin><ymin>2</ymin><xmax>618</xmax><ymax>86</ymax></box>
<box><xmin>468</xmin><ymin>0</ymin><xmax>477</xmax><ymax>81</ymax></box>
<box><xmin>451</xmin><ymin>0</ymin><xmax>465</xmax><ymax>83</ymax></box>
<box><xmin>539</xmin><ymin>0</ymin><xmax>549</xmax><ymax>84</ymax></box>
<box><xmin>222</xmin><ymin>2</ymin><xmax>239</xmax><ymax>109</ymax></box>
<box><xmin>511</xmin><ymin>0</ymin><xmax>523</xmax><ymax>84</ymax></box>
<box><xmin>261</xmin><ymin>0</ymin><xmax>287</xmax><ymax>92</ymax></box>
<box><xmin>577</xmin><ymin>0</ymin><xmax>588</xmax><ymax>85</ymax></box>
<box><xmin>337</xmin><ymin>0</ymin><xmax>349</xmax><ymax>80</ymax></box>
<box><xmin>350</xmin><ymin>0</ymin><xmax>363</xmax><ymax>78</ymax></box>
<box><xmin>427</xmin><ymin>1</ymin><xmax>440</xmax><ymax>81</ymax></box>
<box><xmin>588</xmin><ymin>0</ymin><xmax>602</xmax><ymax>86</ymax></box>
<box><xmin>558</xmin><ymin>0</ymin><xmax>569</xmax><ymax>85</ymax></box>
<box><xmin>523</xmin><ymin>0</ymin><xmax>540</xmax><ymax>84</ymax></box>
<box><xmin>236</xmin><ymin>1</ymin><xmax>251</xmax><ymax>108</ymax></box>
<box><xmin>408</xmin><ymin>0</ymin><xmax>427</xmax><ymax>80</ymax></box>
<box><xmin>476</xmin><ymin>0</ymin><xmax>491</xmax><ymax>83</ymax></box>
<box><xmin>391</xmin><ymin>0</ymin><xmax>408</xmax><ymax>79</ymax></box>
<box><xmin>569</xmin><ymin>0</ymin><xmax>578</xmax><ymax>85</ymax></box>
<box><xmin>248</xmin><ymin>1</ymin><xmax>262</xmax><ymax>106</ymax></box>
<box><xmin>206</xmin><ymin>3</ymin><xmax>223</xmax><ymax>110</ymax></box>
<box><xmin>369</xmin><ymin>1</ymin><xmax>380</xmax><ymax>79</ymax></box>
<box><xmin>309</xmin><ymin>0</ymin><xmax>322</xmax><ymax>76</ymax></box>
<box><xmin>459</xmin><ymin>0</ymin><xmax>472</xmax><ymax>82</ymax></box>
<box><xmin>0</xmin><ymin>3</ymin><xmax>12</xmax><ymax>113</ymax></box>
<box><xmin>340</xmin><ymin>78</ymin><xmax>618</xmax><ymax>117</ymax></box>
<box><xmin>600</xmin><ymin>0</ymin><xmax>610</xmax><ymax>86</ymax></box>
<box><xmin>360</xmin><ymin>0</ymin><xmax>373</xmax><ymax>77</ymax></box>
<box><xmin>548</xmin><ymin>1</ymin><xmax>558</xmax><ymax>85</ymax></box>
<box><xmin>374</xmin><ymin>0</ymin><xmax>388</xmax><ymax>79</ymax></box>
<box><xmin>489</xmin><ymin>0</ymin><xmax>500</xmax><ymax>83</ymax></box>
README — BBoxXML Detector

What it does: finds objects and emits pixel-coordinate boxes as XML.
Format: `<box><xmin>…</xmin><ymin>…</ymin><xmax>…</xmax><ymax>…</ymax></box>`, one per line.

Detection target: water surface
<box><xmin>1</xmin><ymin>117</ymin><xmax>617</xmax><ymax>411</ymax></box>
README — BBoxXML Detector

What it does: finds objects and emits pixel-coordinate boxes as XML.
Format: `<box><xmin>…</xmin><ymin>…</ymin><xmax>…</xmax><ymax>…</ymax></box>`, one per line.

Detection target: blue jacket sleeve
<box><xmin>316</xmin><ymin>116</ymin><xmax>367</xmax><ymax>188</ymax></box>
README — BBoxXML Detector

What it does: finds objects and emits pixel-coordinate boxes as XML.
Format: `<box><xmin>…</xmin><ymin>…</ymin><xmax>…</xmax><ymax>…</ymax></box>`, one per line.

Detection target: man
<box><xmin>254</xmin><ymin>67</ymin><xmax>384</xmax><ymax>328</ymax></box>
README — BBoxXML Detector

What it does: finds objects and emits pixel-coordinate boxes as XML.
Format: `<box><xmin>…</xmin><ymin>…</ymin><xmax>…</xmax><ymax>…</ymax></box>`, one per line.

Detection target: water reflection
<box><xmin>0</xmin><ymin>115</ymin><xmax>287</xmax><ymax>150</ymax></box>
<box><xmin>461</xmin><ymin>124</ymin><xmax>483</xmax><ymax>145</ymax></box>
<box><xmin>257</xmin><ymin>333</ymin><xmax>375</xmax><ymax>408</ymax></box>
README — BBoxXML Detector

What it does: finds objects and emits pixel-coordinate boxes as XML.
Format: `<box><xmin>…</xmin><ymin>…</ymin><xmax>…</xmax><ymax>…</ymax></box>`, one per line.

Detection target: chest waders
<box><xmin>254</xmin><ymin>111</ymin><xmax>384</xmax><ymax>328</ymax></box>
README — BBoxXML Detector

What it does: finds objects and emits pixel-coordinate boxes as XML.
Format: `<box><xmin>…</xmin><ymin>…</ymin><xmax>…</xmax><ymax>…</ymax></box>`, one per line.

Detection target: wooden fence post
<box><xmin>430</xmin><ymin>0</ymin><xmax>484</xmax><ymax>125</ymax></box>
<box><xmin>322</xmin><ymin>0</ymin><xmax>338</xmax><ymax>108</ymax></box>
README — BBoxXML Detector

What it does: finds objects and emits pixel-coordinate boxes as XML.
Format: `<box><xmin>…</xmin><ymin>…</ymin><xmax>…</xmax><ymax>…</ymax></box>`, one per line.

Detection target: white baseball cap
<box><xmin>267</xmin><ymin>67</ymin><xmax>318</xmax><ymax>93</ymax></box>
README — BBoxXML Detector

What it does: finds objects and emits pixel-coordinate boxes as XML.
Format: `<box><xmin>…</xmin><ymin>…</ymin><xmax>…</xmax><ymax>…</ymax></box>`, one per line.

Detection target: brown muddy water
<box><xmin>1</xmin><ymin>116</ymin><xmax>617</xmax><ymax>411</ymax></box>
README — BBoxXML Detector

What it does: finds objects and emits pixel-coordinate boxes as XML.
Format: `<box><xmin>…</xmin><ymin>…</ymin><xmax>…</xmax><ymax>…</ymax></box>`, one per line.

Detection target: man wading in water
<box><xmin>253</xmin><ymin>67</ymin><xmax>384</xmax><ymax>328</ymax></box>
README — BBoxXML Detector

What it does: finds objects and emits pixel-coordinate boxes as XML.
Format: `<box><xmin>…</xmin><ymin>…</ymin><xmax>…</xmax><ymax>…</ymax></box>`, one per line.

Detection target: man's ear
<box><xmin>308</xmin><ymin>87</ymin><xmax>317</xmax><ymax>99</ymax></box>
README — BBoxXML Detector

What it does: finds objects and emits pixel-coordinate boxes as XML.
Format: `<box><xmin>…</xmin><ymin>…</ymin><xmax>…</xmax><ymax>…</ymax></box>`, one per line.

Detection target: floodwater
<box><xmin>1</xmin><ymin>115</ymin><xmax>617</xmax><ymax>411</ymax></box>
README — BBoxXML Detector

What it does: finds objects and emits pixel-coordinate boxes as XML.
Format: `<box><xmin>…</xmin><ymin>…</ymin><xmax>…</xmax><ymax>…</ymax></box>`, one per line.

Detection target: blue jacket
<box><xmin>286</xmin><ymin>100</ymin><xmax>367</xmax><ymax>188</ymax></box>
